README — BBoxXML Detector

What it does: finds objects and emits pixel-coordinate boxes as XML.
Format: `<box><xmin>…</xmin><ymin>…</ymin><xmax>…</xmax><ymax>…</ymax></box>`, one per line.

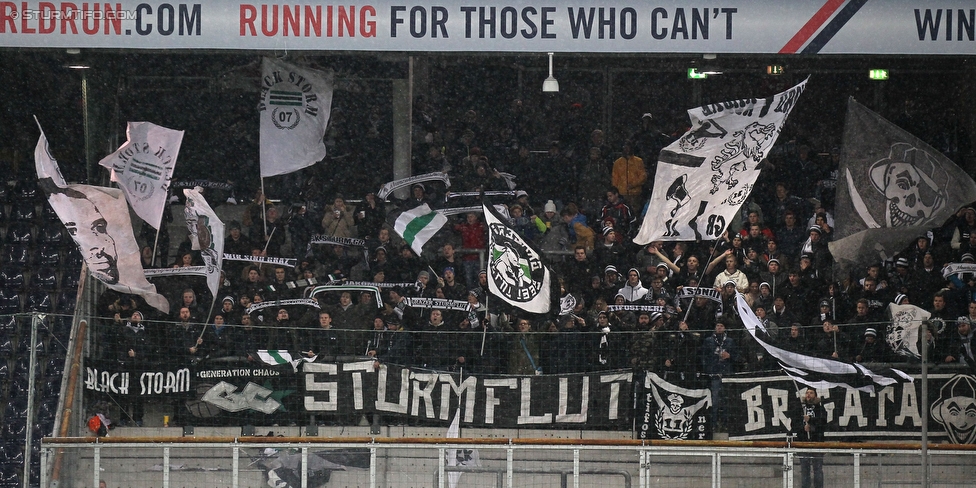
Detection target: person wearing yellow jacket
<box><xmin>611</xmin><ymin>142</ymin><xmax>646</xmax><ymax>205</ymax></box>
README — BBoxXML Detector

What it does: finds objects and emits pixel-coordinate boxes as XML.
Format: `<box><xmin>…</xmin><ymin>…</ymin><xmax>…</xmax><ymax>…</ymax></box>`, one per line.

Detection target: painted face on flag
<box><xmin>931</xmin><ymin>375</ymin><xmax>976</xmax><ymax>445</ymax></box>
<box><xmin>869</xmin><ymin>143</ymin><xmax>948</xmax><ymax>227</ymax></box>
<box><xmin>64</xmin><ymin>199</ymin><xmax>120</xmax><ymax>285</ymax></box>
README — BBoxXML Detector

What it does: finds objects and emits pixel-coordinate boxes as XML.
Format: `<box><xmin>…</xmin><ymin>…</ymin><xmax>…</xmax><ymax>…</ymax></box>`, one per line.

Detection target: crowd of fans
<box><xmin>88</xmin><ymin>98</ymin><xmax>976</xmax><ymax>429</ymax></box>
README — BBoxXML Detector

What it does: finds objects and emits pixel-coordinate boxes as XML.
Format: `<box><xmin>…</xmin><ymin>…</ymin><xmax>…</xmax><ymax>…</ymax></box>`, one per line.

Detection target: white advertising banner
<box><xmin>0</xmin><ymin>1</ymin><xmax>972</xmax><ymax>54</ymax></box>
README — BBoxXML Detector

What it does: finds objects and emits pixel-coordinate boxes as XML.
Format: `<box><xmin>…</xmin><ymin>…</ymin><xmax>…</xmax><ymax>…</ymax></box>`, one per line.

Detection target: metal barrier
<box><xmin>40</xmin><ymin>437</ymin><xmax>976</xmax><ymax>488</ymax></box>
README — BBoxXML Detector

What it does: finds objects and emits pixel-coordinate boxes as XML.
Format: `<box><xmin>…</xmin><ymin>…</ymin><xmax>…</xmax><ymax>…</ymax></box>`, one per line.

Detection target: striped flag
<box><xmin>390</xmin><ymin>204</ymin><xmax>448</xmax><ymax>256</ymax></box>
<box><xmin>259</xmin><ymin>58</ymin><xmax>334</xmax><ymax>177</ymax></box>
<box><xmin>98</xmin><ymin>121</ymin><xmax>183</xmax><ymax>229</ymax></box>
<box><xmin>256</xmin><ymin>350</ymin><xmax>316</xmax><ymax>372</ymax></box>
<box><xmin>736</xmin><ymin>294</ymin><xmax>912</xmax><ymax>393</ymax></box>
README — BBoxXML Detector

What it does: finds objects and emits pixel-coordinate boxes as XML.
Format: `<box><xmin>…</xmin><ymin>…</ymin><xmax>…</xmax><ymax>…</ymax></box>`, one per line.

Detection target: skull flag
<box><xmin>634</xmin><ymin>78</ymin><xmax>806</xmax><ymax>244</ymax></box>
<box><xmin>830</xmin><ymin>99</ymin><xmax>976</xmax><ymax>270</ymax></box>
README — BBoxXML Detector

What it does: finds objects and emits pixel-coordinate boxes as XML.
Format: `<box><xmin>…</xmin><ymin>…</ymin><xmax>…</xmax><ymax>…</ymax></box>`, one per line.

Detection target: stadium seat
<box><xmin>37</xmin><ymin>399</ymin><xmax>59</xmax><ymax>422</ymax></box>
<box><xmin>0</xmin><ymin>337</ymin><xmax>13</xmax><ymax>357</ymax></box>
<box><xmin>0</xmin><ymin>360</ymin><xmax>8</xmax><ymax>383</ymax></box>
<box><xmin>56</xmin><ymin>290</ymin><xmax>77</xmax><ymax>314</ymax></box>
<box><xmin>4</xmin><ymin>222</ymin><xmax>33</xmax><ymax>246</ymax></box>
<box><xmin>0</xmin><ymin>316</ymin><xmax>14</xmax><ymax>332</ymax></box>
<box><xmin>37</xmin><ymin>223</ymin><xmax>64</xmax><ymax>246</ymax></box>
<box><xmin>61</xmin><ymin>271</ymin><xmax>80</xmax><ymax>290</ymax></box>
<box><xmin>42</xmin><ymin>377</ymin><xmax>60</xmax><ymax>398</ymax></box>
<box><xmin>44</xmin><ymin>357</ymin><xmax>64</xmax><ymax>379</ymax></box>
<box><xmin>41</xmin><ymin>202</ymin><xmax>59</xmax><ymax>221</ymax></box>
<box><xmin>4</xmin><ymin>396</ymin><xmax>28</xmax><ymax>419</ymax></box>
<box><xmin>0</xmin><ymin>289</ymin><xmax>18</xmax><ymax>315</ymax></box>
<box><xmin>26</xmin><ymin>291</ymin><xmax>53</xmax><ymax>313</ymax></box>
<box><xmin>35</xmin><ymin>244</ymin><xmax>61</xmax><ymax>266</ymax></box>
<box><xmin>64</xmin><ymin>249</ymin><xmax>84</xmax><ymax>269</ymax></box>
<box><xmin>14</xmin><ymin>180</ymin><xmax>39</xmax><ymax>201</ymax></box>
<box><xmin>0</xmin><ymin>266</ymin><xmax>26</xmax><ymax>291</ymax></box>
<box><xmin>0</xmin><ymin>460</ymin><xmax>23</xmax><ymax>486</ymax></box>
<box><xmin>3</xmin><ymin>418</ymin><xmax>27</xmax><ymax>439</ymax></box>
<box><xmin>10</xmin><ymin>201</ymin><xmax>36</xmax><ymax>222</ymax></box>
<box><xmin>1</xmin><ymin>244</ymin><xmax>30</xmax><ymax>266</ymax></box>
<box><xmin>31</xmin><ymin>268</ymin><xmax>58</xmax><ymax>292</ymax></box>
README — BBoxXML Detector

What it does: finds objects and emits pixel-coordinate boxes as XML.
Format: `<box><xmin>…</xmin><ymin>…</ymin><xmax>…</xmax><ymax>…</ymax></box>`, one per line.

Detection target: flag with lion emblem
<box><xmin>484</xmin><ymin>202</ymin><xmax>551</xmax><ymax>313</ymax></box>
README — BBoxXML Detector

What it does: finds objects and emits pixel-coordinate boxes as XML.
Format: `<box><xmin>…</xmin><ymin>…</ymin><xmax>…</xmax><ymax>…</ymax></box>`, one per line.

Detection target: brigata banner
<box><xmin>723</xmin><ymin>370</ymin><xmax>976</xmax><ymax>444</ymax></box>
<box><xmin>0</xmin><ymin>1</ymin><xmax>973</xmax><ymax>54</ymax></box>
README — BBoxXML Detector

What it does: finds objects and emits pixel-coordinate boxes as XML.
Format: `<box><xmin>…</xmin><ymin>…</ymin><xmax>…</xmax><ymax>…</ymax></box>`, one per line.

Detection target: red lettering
<box><xmin>39</xmin><ymin>2</ymin><xmax>56</xmax><ymax>33</ymax></box>
<box><xmin>282</xmin><ymin>4</ymin><xmax>298</xmax><ymax>36</ymax></box>
<box><xmin>20</xmin><ymin>2</ymin><xmax>35</xmax><ymax>33</ymax></box>
<box><xmin>0</xmin><ymin>2</ymin><xmax>16</xmax><ymax>34</ymax></box>
<box><xmin>304</xmin><ymin>5</ymin><xmax>320</xmax><ymax>37</ymax></box>
<box><xmin>260</xmin><ymin>4</ymin><xmax>277</xmax><ymax>36</ymax></box>
<box><xmin>326</xmin><ymin>5</ymin><xmax>332</xmax><ymax>37</ymax></box>
<box><xmin>360</xmin><ymin>5</ymin><xmax>375</xmax><ymax>37</ymax></box>
<box><xmin>240</xmin><ymin>4</ymin><xmax>256</xmax><ymax>36</ymax></box>
<box><xmin>104</xmin><ymin>3</ymin><xmax>122</xmax><ymax>35</ymax></box>
<box><xmin>338</xmin><ymin>6</ymin><xmax>353</xmax><ymax>37</ymax></box>
<box><xmin>82</xmin><ymin>3</ymin><xmax>99</xmax><ymax>35</ymax></box>
<box><xmin>61</xmin><ymin>3</ymin><xmax>79</xmax><ymax>35</ymax></box>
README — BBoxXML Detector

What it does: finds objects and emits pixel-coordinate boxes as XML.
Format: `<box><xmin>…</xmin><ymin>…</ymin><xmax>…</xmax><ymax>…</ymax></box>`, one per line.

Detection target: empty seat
<box><xmin>61</xmin><ymin>271</ymin><xmax>80</xmax><ymax>290</ymax></box>
<box><xmin>0</xmin><ymin>360</ymin><xmax>8</xmax><ymax>383</ymax></box>
<box><xmin>4</xmin><ymin>222</ymin><xmax>33</xmax><ymax>246</ymax></box>
<box><xmin>31</xmin><ymin>268</ymin><xmax>58</xmax><ymax>292</ymax></box>
<box><xmin>0</xmin><ymin>289</ymin><xmax>20</xmax><ymax>314</ymax></box>
<box><xmin>56</xmin><ymin>290</ymin><xmax>77</xmax><ymax>314</ymax></box>
<box><xmin>64</xmin><ymin>249</ymin><xmax>84</xmax><ymax>269</ymax></box>
<box><xmin>37</xmin><ymin>223</ymin><xmax>64</xmax><ymax>246</ymax></box>
<box><xmin>14</xmin><ymin>180</ymin><xmax>39</xmax><ymax>201</ymax></box>
<box><xmin>35</xmin><ymin>244</ymin><xmax>61</xmax><ymax>266</ymax></box>
<box><xmin>4</xmin><ymin>396</ymin><xmax>28</xmax><ymax>419</ymax></box>
<box><xmin>3</xmin><ymin>418</ymin><xmax>27</xmax><ymax>439</ymax></box>
<box><xmin>37</xmin><ymin>399</ymin><xmax>60</xmax><ymax>422</ymax></box>
<box><xmin>26</xmin><ymin>291</ymin><xmax>53</xmax><ymax>313</ymax></box>
<box><xmin>2</xmin><ymin>244</ymin><xmax>29</xmax><ymax>266</ymax></box>
<box><xmin>0</xmin><ymin>316</ymin><xmax>17</xmax><ymax>333</ymax></box>
<box><xmin>0</xmin><ymin>266</ymin><xmax>26</xmax><ymax>291</ymax></box>
<box><xmin>41</xmin><ymin>202</ymin><xmax>60</xmax><ymax>221</ymax></box>
<box><xmin>44</xmin><ymin>357</ymin><xmax>64</xmax><ymax>379</ymax></box>
<box><xmin>10</xmin><ymin>201</ymin><xmax>36</xmax><ymax>221</ymax></box>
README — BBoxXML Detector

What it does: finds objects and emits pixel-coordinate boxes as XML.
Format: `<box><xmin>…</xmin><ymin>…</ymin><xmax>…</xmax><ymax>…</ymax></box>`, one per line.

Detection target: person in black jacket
<box><xmin>793</xmin><ymin>387</ymin><xmax>827</xmax><ymax>488</ymax></box>
<box><xmin>118</xmin><ymin>311</ymin><xmax>149</xmax><ymax>426</ymax></box>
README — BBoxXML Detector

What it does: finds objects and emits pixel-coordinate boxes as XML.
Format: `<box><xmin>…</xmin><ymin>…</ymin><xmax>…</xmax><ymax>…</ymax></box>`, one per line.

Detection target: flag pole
<box><xmin>150</xmin><ymin>225</ymin><xmax>162</xmax><ymax>267</ymax></box>
<box><xmin>263</xmin><ymin>227</ymin><xmax>276</xmax><ymax>254</ymax></box>
<box><xmin>260</xmin><ymin>177</ymin><xmax>268</xmax><ymax>238</ymax></box>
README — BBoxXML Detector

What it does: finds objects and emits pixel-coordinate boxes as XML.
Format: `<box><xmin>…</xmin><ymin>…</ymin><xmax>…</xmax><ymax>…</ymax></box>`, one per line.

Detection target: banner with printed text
<box><xmin>0</xmin><ymin>2</ymin><xmax>973</xmax><ymax>54</ymax></box>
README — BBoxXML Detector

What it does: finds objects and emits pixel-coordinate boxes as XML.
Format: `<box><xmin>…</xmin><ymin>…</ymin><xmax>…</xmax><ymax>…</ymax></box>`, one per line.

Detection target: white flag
<box><xmin>259</xmin><ymin>57</ymin><xmax>334</xmax><ymax>177</ymax></box>
<box><xmin>887</xmin><ymin>303</ymin><xmax>928</xmax><ymax>359</ymax></box>
<box><xmin>184</xmin><ymin>187</ymin><xmax>224</xmax><ymax>307</ymax></box>
<box><xmin>35</xmin><ymin>122</ymin><xmax>169</xmax><ymax>314</ymax></box>
<box><xmin>635</xmin><ymin>78</ymin><xmax>807</xmax><ymax>244</ymax></box>
<box><xmin>98</xmin><ymin>121</ymin><xmax>183</xmax><ymax>229</ymax></box>
<box><xmin>484</xmin><ymin>202</ymin><xmax>552</xmax><ymax>314</ymax></box>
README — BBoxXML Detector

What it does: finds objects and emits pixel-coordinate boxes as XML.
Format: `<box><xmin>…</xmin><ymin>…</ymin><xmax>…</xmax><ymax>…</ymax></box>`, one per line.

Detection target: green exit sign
<box><xmin>688</xmin><ymin>68</ymin><xmax>708</xmax><ymax>79</ymax></box>
<box><xmin>869</xmin><ymin>69</ymin><xmax>889</xmax><ymax>80</ymax></box>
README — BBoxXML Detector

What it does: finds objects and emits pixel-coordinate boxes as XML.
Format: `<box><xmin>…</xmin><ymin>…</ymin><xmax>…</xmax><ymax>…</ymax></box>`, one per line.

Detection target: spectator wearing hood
<box><xmin>617</xmin><ymin>268</ymin><xmax>649</xmax><ymax>302</ymax></box>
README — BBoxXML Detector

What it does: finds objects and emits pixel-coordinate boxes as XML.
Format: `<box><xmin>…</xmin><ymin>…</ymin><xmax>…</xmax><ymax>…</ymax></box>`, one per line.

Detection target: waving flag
<box><xmin>389</xmin><ymin>204</ymin><xmax>449</xmax><ymax>256</ymax></box>
<box><xmin>35</xmin><ymin>120</ymin><xmax>169</xmax><ymax>313</ymax></box>
<box><xmin>830</xmin><ymin>98</ymin><xmax>976</xmax><ymax>269</ymax></box>
<box><xmin>635</xmin><ymin>78</ymin><xmax>807</xmax><ymax>244</ymax></box>
<box><xmin>184</xmin><ymin>187</ymin><xmax>224</xmax><ymax>306</ymax></box>
<box><xmin>98</xmin><ymin>121</ymin><xmax>183</xmax><ymax>229</ymax></box>
<box><xmin>259</xmin><ymin>58</ymin><xmax>334</xmax><ymax>177</ymax></box>
<box><xmin>736</xmin><ymin>294</ymin><xmax>910</xmax><ymax>393</ymax></box>
<box><xmin>484</xmin><ymin>202</ymin><xmax>551</xmax><ymax>313</ymax></box>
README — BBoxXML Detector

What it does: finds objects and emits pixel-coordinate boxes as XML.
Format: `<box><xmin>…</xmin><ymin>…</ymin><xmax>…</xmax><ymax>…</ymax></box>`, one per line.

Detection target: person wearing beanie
<box><xmin>792</xmin><ymin>387</ymin><xmax>827</xmax><ymax>488</ymax></box>
<box><xmin>854</xmin><ymin>327</ymin><xmax>889</xmax><ymax>363</ymax></box>
<box><xmin>617</xmin><ymin>268</ymin><xmax>648</xmax><ymax>302</ymax></box>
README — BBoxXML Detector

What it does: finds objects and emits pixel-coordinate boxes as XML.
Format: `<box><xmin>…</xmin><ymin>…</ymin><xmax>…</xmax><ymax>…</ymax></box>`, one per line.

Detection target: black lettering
<box><xmin>410</xmin><ymin>6</ymin><xmax>426</xmax><ymax>38</ymax></box>
<box><xmin>651</xmin><ymin>7</ymin><xmax>667</xmax><ymax>40</ymax></box>
<box><xmin>136</xmin><ymin>3</ymin><xmax>152</xmax><ymax>35</ymax></box>
<box><xmin>179</xmin><ymin>4</ymin><xmax>201</xmax><ymax>35</ymax></box>
<box><xmin>520</xmin><ymin>7</ymin><xmax>537</xmax><ymax>38</ymax></box>
<box><xmin>598</xmin><ymin>7</ymin><xmax>614</xmax><ymax>39</ymax></box>
<box><xmin>157</xmin><ymin>3</ymin><xmax>175</xmax><ymax>36</ymax></box>
<box><xmin>915</xmin><ymin>9</ymin><xmax>942</xmax><ymax>41</ymax></box>
<box><xmin>479</xmin><ymin>6</ymin><xmax>495</xmax><ymax>38</ymax></box>
<box><xmin>721</xmin><ymin>8</ymin><xmax>736</xmax><ymax>39</ymax></box>
<box><xmin>957</xmin><ymin>9</ymin><xmax>975</xmax><ymax>41</ymax></box>
<box><xmin>432</xmin><ymin>6</ymin><xmax>448</xmax><ymax>38</ymax></box>
<box><xmin>567</xmin><ymin>7</ymin><xmax>595</xmax><ymax>39</ymax></box>
<box><xmin>541</xmin><ymin>7</ymin><xmax>555</xmax><ymax>39</ymax></box>
<box><xmin>461</xmin><ymin>6</ymin><xmax>475</xmax><ymax>38</ymax></box>
<box><xmin>692</xmin><ymin>8</ymin><xmax>707</xmax><ymax>39</ymax></box>
<box><xmin>390</xmin><ymin>5</ymin><xmax>405</xmax><ymax>37</ymax></box>
<box><xmin>671</xmin><ymin>8</ymin><xmax>688</xmax><ymax>40</ymax></box>
<box><xmin>620</xmin><ymin>8</ymin><xmax>637</xmax><ymax>39</ymax></box>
